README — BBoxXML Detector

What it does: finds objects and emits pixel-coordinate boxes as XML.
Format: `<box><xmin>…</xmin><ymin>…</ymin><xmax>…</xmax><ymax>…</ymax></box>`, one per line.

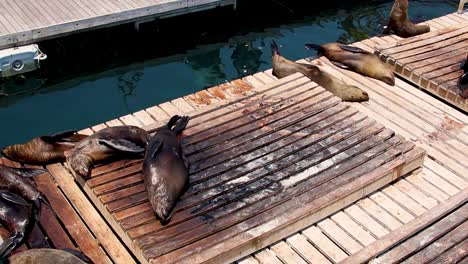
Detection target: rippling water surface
<box><xmin>0</xmin><ymin>0</ymin><xmax>458</xmax><ymax>147</ymax></box>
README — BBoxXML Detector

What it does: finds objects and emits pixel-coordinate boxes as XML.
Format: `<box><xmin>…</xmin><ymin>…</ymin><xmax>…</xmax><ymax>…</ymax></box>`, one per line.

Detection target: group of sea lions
<box><xmin>0</xmin><ymin>0</ymin><xmax>464</xmax><ymax>261</ymax></box>
<box><xmin>0</xmin><ymin>116</ymin><xmax>190</xmax><ymax>260</ymax></box>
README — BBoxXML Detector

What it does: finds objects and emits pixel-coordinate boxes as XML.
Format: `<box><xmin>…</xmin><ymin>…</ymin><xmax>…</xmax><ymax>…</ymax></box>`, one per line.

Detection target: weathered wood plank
<box><xmin>341</xmin><ymin>189</ymin><xmax>468</xmax><ymax>264</ymax></box>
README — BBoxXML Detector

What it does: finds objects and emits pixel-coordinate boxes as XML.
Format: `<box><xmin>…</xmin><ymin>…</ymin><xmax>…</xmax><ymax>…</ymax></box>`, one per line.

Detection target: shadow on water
<box><xmin>0</xmin><ymin>0</ymin><xmax>459</xmax><ymax>147</ymax></box>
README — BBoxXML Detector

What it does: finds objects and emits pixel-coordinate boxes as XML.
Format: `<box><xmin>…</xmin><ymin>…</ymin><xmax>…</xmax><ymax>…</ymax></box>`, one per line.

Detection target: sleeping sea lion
<box><xmin>271</xmin><ymin>41</ymin><xmax>369</xmax><ymax>102</ymax></box>
<box><xmin>143</xmin><ymin>115</ymin><xmax>189</xmax><ymax>224</ymax></box>
<box><xmin>0</xmin><ymin>190</ymin><xmax>34</xmax><ymax>259</ymax></box>
<box><xmin>8</xmin><ymin>248</ymin><xmax>92</xmax><ymax>264</ymax></box>
<box><xmin>66</xmin><ymin>126</ymin><xmax>149</xmax><ymax>180</ymax></box>
<box><xmin>460</xmin><ymin>55</ymin><xmax>468</xmax><ymax>98</ymax></box>
<box><xmin>383</xmin><ymin>0</ymin><xmax>430</xmax><ymax>38</ymax></box>
<box><xmin>0</xmin><ymin>165</ymin><xmax>52</xmax><ymax>222</ymax></box>
<box><xmin>305</xmin><ymin>42</ymin><xmax>395</xmax><ymax>86</ymax></box>
<box><xmin>1</xmin><ymin>130</ymin><xmax>87</xmax><ymax>165</ymax></box>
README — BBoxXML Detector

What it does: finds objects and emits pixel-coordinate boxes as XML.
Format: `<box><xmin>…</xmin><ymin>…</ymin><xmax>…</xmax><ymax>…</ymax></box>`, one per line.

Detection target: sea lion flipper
<box><xmin>10</xmin><ymin>167</ymin><xmax>47</xmax><ymax>178</ymax></box>
<box><xmin>98</xmin><ymin>139</ymin><xmax>145</xmax><ymax>153</ymax></box>
<box><xmin>339</xmin><ymin>45</ymin><xmax>372</xmax><ymax>54</ymax></box>
<box><xmin>331</xmin><ymin>61</ymin><xmax>350</xmax><ymax>69</ymax></box>
<box><xmin>173</xmin><ymin>116</ymin><xmax>190</xmax><ymax>134</ymax></box>
<box><xmin>148</xmin><ymin>140</ymin><xmax>163</xmax><ymax>159</ymax></box>
<box><xmin>0</xmin><ymin>191</ymin><xmax>30</xmax><ymax>206</ymax></box>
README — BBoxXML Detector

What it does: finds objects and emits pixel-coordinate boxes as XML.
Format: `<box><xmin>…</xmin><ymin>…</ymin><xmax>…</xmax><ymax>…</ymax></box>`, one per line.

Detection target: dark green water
<box><xmin>0</xmin><ymin>0</ymin><xmax>458</xmax><ymax>148</ymax></box>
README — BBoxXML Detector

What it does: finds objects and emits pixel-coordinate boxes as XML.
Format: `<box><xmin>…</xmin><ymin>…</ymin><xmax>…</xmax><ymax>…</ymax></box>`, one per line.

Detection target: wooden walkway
<box><xmin>0</xmin><ymin>11</ymin><xmax>467</xmax><ymax>264</ymax></box>
<box><xmin>0</xmin><ymin>0</ymin><xmax>236</xmax><ymax>49</ymax></box>
<box><xmin>375</xmin><ymin>22</ymin><xmax>468</xmax><ymax>112</ymax></box>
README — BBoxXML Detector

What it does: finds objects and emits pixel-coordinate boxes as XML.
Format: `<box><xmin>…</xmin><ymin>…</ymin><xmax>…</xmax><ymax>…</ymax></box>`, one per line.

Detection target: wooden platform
<box><xmin>53</xmin><ymin>73</ymin><xmax>422</xmax><ymax>264</ymax></box>
<box><xmin>375</xmin><ymin>22</ymin><xmax>468</xmax><ymax>112</ymax></box>
<box><xmin>0</xmin><ymin>0</ymin><xmax>236</xmax><ymax>49</ymax></box>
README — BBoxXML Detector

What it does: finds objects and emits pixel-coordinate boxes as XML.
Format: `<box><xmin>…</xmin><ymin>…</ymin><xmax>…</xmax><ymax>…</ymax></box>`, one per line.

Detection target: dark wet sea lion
<box><xmin>143</xmin><ymin>115</ymin><xmax>189</xmax><ymax>224</ymax></box>
<box><xmin>305</xmin><ymin>43</ymin><xmax>395</xmax><ymax>86</ymax></box>
<box><xmin>1</xmin><ymin>130</ymin><xmax>87</xmax><ymax>165</ymax></box>
<box><xmin>383</xmin><ymin>0</ymin><xmax>430</xmax><ymax>38</ymax></box>
<box><xmin>8</xmin><ymin>248</ymin><xmax>92</xmax><ymax>264</ymax></box>
<box><xmin>0</xmin><ymin>165</ymin><xmax>51</xmax><ymax>222</ymax></box>
<box><xmin>0</xmin><ymin>190</ymin><xmax>34</xmax><ymax>259</ymax></box>
<box><xmin>460</xmin><ymin>55</ymin><xmax>468</xmax><ymax>98</ymax></box>
<box><xmin>271</xmin><ymin>41</ymin><xmax>369</xmax><ymax>102</ymax></box>
<box><xmin>66</xmin><ymin>126</ymin><xmax>149</xmax><ymax>180</ymax></box>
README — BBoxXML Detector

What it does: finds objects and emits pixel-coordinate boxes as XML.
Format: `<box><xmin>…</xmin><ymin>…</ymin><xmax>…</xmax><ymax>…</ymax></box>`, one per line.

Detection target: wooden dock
<box><xmin>0</xmin><ymin>10</ymin><xmax>467</xmax><ymax>264</ymax></box>
<box><xmin>375</xmin><ymin>22</ymin><xmax>468</xmax><ymax>112</ymax></box>
<box><xmin>0</xmin><ymin>0</ymin><xmax>236</xmax><ymax>49</ymax></box>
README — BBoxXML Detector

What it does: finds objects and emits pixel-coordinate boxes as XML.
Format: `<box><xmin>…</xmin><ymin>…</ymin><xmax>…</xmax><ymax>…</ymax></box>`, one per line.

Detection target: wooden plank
<box><xmin>286</xmin><ymin>234</ymin><xmax>332</xmax><ymax>264</ymax></box>
<box><xmin>47</xmin><ymin>164</ymin><xmax>136</xmax><ymax>264</ymax></box>
<box><xmin>427</xmin><ymin>238</ymin><xmax>468</xmax><ymax>264</ymax></box>
<box><xmin>393</xmin><ymin>178</ymin><xmax>438</xmax><ymax>210</ymax></box>
<box><xmin>303</xmin><ymin>226</ymin><xmax>348</xmax><ymax>262</ymax></box>
<box><xmin>369</xmin><ymin>192</ymin><xmax>415</xmax><ymax>223</ymax></box>
<box><xmin>270</xmin><ymin>241</ymin><xmax>308</xmax><ymax>264</ymax></box>
<box><xmin>370</xmin><ymin>204</ymin><xmax>467</xmax><ymax>264</ymax></box>
<box><xmin>344</xmin><ymin>205</ymin><xmax>390</xmax><ymax>238</ymax></box>
<box><xmin>356</xmin><ymin>198</ymin><xmax>403</xmax><ymax>231</ymax></box>
<box><xmin>317</xmin><ymin>218</ymin><xmax>363</xmax><ymax>254</ymax></box>
<box><xmin>381</xmin><ymin>185</ymin><xmax>427</xmax><ymax>216</ymax></box>
<box><xmin>254</xmin><ymin>249</ymin><xmax>282</xmax><ymax>264</ymax></box>
<box><xmin>330</xmin><ymin>212</ymin><xmax>376</xmax><ymax>246</ymax></box>
<box><xmin>341</xmin><ymin>189</ymin><xmax>468</xmax><ymax>264</ymax></box>
<box><xmin>402</xmin><ymin>221</ymin><xmax>468</xmax><ymax>264</ymax></box>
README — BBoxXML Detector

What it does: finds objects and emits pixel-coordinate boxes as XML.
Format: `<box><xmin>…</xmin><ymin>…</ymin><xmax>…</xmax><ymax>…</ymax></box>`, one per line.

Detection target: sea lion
<box><xmin>305</xmin><ymin>42</ymin><xmax>395</xmax><ymax>86</ymax></box>
<box><xmin>0</xmin><ymin>190</ymin><xmax>34</xmax><ymax>259</ymax></box>
<box><xmin>1</xmin><ymin>130</ymin><xmax>87</xmax><ymax>165</ymax></box>
<box><xmin>66</xmin><ymin>126</ymin><xmax>149</xmax><ymax>180</ymax></box>
<box><xmin>460</xmin><ymin>55</ymin><xmax>468</xmax><ymax>98</ymax></box>
<box><xmin>383</xmin><ymin>0</ymin><xmax>430</xmax><ymax>38</ymax></box>
<box><xmin>143</xmin><ymin>115</ymin><xmax>189</xmax><ymax>224</ymax></box>
<box><xmin>0</xmin><ymin>165</ymin><xmax>52</xmax><ymax>222</ymax></box>
<box><xmin>8</xmin><ymin>248</ymin><xmax>92</xmax><ymax>264</ymax></box>
<box><xmin>271</xmin><ymin>41</ymin><xmax>369</xmax><ymax>102</ymax></box>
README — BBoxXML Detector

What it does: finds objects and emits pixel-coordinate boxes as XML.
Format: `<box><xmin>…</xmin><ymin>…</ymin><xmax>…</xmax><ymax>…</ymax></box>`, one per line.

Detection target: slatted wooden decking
<box><xmin>375</xmin><ymin>22</ymin><xmax>468</xmax><ymax>112</ymax></box>
<box><xmin>53</xmin><ymin>73</ymin><xmax>422</xmax><ymax>264</ymax></box>
<box><xmin>0</xmin><ymin>0</ymin><xmax>236</xmax><ymax>49</ymax></box>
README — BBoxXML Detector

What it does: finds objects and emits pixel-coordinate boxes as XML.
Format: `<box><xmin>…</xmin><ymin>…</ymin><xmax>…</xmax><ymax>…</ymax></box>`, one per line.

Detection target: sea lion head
<box><xmin>341</xmin><ymin>85</ymin><xmax>370</xmax><ymax>102</ymax></box>
<box><xmin>67</xmin><ymin>153</ymin><xmax>93</xmax><ymax>179</ymax></box>
<box><xmin>379</xmin><ymin>69</ymin><xmax>395</xmax><ymax>86</ymax></box>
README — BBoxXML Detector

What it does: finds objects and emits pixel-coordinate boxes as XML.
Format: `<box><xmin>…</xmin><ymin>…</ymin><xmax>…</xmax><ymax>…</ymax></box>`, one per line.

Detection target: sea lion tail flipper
<box><xmin>331</xmin><ymin>61</ymin><xmax>350</xmax><ymax>70</ymax></box>
<box><xmin>271</xmin><ymin>40</ymin><xmax>280</xmax><ymax>55</ymax></box>
<box><xmin>339</xmin><ymin>45</ymin><xmax>372</xmax><ymax>54</ymax></box>
<box><xmin>0</xmin><ymin>233</ymin><xmax>25</xmax><ymax>259</ymax></box>
<box><xmin>167</xmin><ymin>115</ymin><xmax>181</xmax><ymax>129</ymax></box>
<box><xmin>98</xmin><ymin>139</ymin><xmax>145</xmax><ymax>153</ymax></box>
<box><xmin>173</xmin><ymin>116</ymin><xmax>190</xmax><ymax>134</ymax></box>
<box><xmin>10</xmin><ymin>167</ymin><xmax>47</xmax><ymax>178</ymax></box>
<box><xmin>63</xmin><ymin>248</ymin><xmax>93</xmax><ymax>263</ymax></box>
<box><xmin>0</xmin><ymin>190</ymin><xmax>30</xmax><ymax>206</ymax></box>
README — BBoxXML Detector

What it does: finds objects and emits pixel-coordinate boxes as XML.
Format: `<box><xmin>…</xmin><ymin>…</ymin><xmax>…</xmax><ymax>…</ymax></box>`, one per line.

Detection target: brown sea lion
<box><xmin>460</xmin><ymin>55</ymin><xmax>468</xmax><ymax>98</ymax></box>
<box><xmin>271</xmin><ymin>41</ymin><xmax>369</xmax><ymax>102</ymax></box>
<box><xmin>143</xmin><ymin>115</ymin><xmax>189</xmax><ymax>224</ymax></box>
<box><xmin>66</xmin><ymin>126</ymin><xmax>149</xmax><ymax>180</ymax></box>
<box><xmin>0</xmin><ymin>190</ymin><xmax>34</xmax><ymax>259</ymax></box>
<box><xmin>8</xmin><ymin>248</ymin><xmax>92</xmax><ymax>264</ymax></box>
<box><xmin>305</xmin><ymin>43</ymin><xmax>395</xmax><ymax>86</ymax></box>
<box><xmin>383</xmin><ymin>0</ymin><xmax>430</xmax><ymax>38</ymax></box>
<box><xmin>1</xmin><ymin>130</ymin><xmax>87</xmax><ymax>165</ymax></box>
<box><xmin>0</xmin><ymin>165</ymin><xmax>52</xmax><ymax>222</ymax></box>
